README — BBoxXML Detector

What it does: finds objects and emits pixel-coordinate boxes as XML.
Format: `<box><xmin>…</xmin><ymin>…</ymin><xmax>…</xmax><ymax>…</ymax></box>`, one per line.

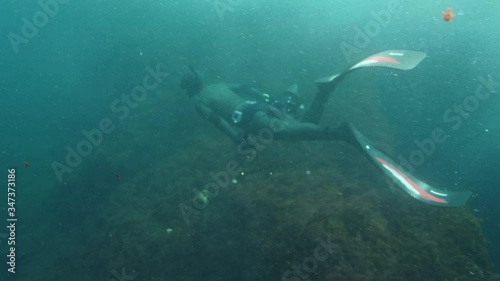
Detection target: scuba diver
<box><xmin>180</xmin><ymin>50</ymin><xmax>473</xmax><ymax>207</ymax></box>
<box><xmin>180</xmin><ymin>67</ymin><xmax>352</xmax><ymax>146</ymax></box>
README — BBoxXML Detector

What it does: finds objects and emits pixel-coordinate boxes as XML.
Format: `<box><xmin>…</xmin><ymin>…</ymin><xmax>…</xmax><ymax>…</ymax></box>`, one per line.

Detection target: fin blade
<box><xmin>344</xmin><ymin>123</ymin><xmax>472</xmax><ymax>207</ymax></box>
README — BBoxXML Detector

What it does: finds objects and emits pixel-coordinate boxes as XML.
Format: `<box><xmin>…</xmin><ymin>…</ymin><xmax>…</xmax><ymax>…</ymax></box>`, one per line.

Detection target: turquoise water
<box><xmin>1</xmin><ymin>0</ymin><xmax>499</xmax><ymax>280</ymax></box>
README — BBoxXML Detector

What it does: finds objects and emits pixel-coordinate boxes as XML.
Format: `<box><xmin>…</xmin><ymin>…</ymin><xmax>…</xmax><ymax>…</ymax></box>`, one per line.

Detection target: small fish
<box><xmin>115</xmin><ymin>173</ymin><xmax>120</xmax><ymax>181</ymax></box>
<box><xmin>24</xmin><ymin>161</ymin><xmax>30</xmax><ymax>167</ymax></box>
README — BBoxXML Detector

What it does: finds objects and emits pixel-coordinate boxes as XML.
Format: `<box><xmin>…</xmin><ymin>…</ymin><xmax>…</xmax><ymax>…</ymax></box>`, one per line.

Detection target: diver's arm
<box><xmin>195</xmin><ymin>103</ymin><xmax>242</xmax><ymax>143</ymax></box>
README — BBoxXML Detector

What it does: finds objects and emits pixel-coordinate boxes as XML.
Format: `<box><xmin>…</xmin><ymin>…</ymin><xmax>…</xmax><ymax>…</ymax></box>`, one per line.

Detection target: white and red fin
<box><xmin>347</xmin><ymin>123</ymin><xmax>472</xmax><ymax>207</ymax></box>
<box><xmin>315</xmin><ymin>50</ymin><xmax>426</xmax><ymax>85</ymax></box>
<box><xmin>350</xmin><ymin>50</ymin><xmax>427</xmax><ymax>71</ymax></box>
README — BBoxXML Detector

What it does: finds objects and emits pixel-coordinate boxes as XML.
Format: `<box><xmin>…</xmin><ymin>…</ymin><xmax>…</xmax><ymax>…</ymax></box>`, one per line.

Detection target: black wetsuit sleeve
<box><xmin>195</xmin><ymin>102</ymin><xmax>242</xmax><ymax>143</ymax></box>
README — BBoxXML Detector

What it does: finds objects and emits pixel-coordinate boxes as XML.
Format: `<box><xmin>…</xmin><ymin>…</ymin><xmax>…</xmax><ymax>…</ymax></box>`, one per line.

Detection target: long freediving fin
<box><xmin>338</xmin><ymin>122</ymin><xmax>472</xmax><ymax>207</ymax></box>
<box><xmin>304</xmin><ymin>50</ymin><xmax>427</xmax><ymax>124</ymax></box>
<box><xmin>316</xmin><ymin>49</ymin><xmax>427</xmax><ymax>87</ymax></box>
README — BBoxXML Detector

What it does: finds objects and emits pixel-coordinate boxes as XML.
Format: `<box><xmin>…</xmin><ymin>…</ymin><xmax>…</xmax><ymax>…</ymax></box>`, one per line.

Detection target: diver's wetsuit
<box><xmin>193</xmin><ymin>82</ymin><xmax>344</xmax><ymax>143</ymax></box>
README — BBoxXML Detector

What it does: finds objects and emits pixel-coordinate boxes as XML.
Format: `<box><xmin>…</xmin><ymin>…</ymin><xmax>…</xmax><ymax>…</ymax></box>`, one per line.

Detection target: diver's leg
<box><xmin>247</xmin><ymin>112</ymin><xmax>349</xmax><ymax>141</ymax></box>
<box><xmin>302</xmin><ymin>77</ymin><xmax>346</xmax><ymax>124</ymax></box>
<box><xmin>301</xmin><ymin>88</ymin><xmax>330</xmax><ymax>124</ymax></box>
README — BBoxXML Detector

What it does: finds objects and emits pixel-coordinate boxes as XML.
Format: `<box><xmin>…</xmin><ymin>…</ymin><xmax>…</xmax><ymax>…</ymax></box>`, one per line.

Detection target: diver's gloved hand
<box><xmin>180</xmin><ymin>65</ymin><xmax>203</xmax><ymax>96</ymax></box>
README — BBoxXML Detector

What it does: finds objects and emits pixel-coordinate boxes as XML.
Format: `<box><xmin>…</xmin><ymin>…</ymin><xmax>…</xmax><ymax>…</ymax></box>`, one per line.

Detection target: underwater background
<box><xmin>1</xmin><ymin>0</ymin><xmax>499</xmax><ymax>280</ymax></box>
